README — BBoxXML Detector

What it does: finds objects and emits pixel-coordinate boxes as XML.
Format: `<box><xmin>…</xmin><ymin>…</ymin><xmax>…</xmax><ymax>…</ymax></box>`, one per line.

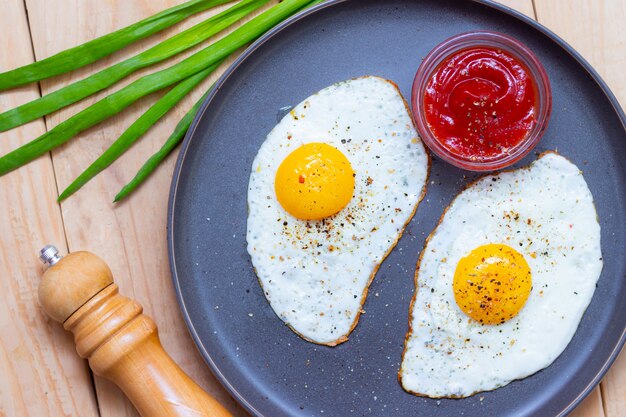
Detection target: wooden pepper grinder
<box><xmin>37</xmin><ymin>245</ymin><xmax>233</xmax><ymax>417</ymax></box>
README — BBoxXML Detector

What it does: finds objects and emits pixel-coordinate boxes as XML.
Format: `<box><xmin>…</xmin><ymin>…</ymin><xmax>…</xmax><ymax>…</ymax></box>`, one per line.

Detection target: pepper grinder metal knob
<box><xmin>39</xmin><ymin>244</ymin><xmax>62</xmax><ymax>266</ymax></box>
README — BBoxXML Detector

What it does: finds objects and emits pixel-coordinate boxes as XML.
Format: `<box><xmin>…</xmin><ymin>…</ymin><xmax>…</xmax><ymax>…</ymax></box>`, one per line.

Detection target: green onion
<box><xmin>0</xmin><ymin>0</ymin><xmax>232</xmax><ymax>90</ymax></box>
<box><xmin>0</xmin><ymin>0</ymin><xmax>269</xmax><ymax>132</ymax></box>
<box><xmin>0</xmin><ymin>0</ymin><xmax>312</xmax><ymax>176</ymax></box>
<box><xmin>114</xmin><ymin>89</ymin><xmax>210</xmax><ymax>202</ymax></box>
<box><xmin>115</xmin><ymin>1</ymin><xmax>328</xmax><ymax>202</ymax></box>
<box><xmin>58</xmin><ymin>65</ymin><xmax>219</xmax><ymax>201</ymax></box>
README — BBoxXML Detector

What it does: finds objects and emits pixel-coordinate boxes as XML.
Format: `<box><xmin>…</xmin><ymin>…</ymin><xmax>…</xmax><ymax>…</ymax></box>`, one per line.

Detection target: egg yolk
<box><xmin>453</xmin><ymin>244</ymin><xmax>532</xmax><ymax>325</ymax></box>
<box><xmin>275</xmin><ymin>143</ymin><xmax>355</xmax><ymax>220</ymax></box>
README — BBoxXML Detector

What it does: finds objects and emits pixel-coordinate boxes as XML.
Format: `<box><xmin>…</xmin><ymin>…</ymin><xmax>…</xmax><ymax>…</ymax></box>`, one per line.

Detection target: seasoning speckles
<box><xmin>400</xmin><ymin>152</ymin><xmax>603</xmax><ymax>398</ymax></box>
<box><xmin>246</xmin><ymin>76</ymin><xmax>429</xmax><ymax>346</ymax></box>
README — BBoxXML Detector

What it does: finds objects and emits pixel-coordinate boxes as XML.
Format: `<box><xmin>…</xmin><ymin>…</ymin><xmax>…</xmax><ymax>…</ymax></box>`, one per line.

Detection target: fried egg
<box><xmin>400</xmin><ymin>152</ymin><xmax>602</xmax><ymax>397</ymax></box>
<box><xmin>247</xmin><ymin>76</ymin><xmax>429</xmax><ymax>346</ymax></box>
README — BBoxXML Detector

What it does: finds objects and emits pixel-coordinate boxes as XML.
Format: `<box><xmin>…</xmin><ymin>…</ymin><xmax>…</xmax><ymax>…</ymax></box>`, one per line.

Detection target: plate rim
<box><xmin>167</xmin><ymin>1</ymin><xmax>626</xmax><ymax>416</ymax></box>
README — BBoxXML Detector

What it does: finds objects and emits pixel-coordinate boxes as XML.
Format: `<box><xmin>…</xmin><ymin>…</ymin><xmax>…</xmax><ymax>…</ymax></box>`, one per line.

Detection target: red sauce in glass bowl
<box><xmin>424</xmin><ymin>47</ymin><xmax>537</xmax><ymax>162</ymax></box>
<box><xmin>412</xmin><ymin>31</ymin><xmax>552</xmax><ymax>171</ymax></box>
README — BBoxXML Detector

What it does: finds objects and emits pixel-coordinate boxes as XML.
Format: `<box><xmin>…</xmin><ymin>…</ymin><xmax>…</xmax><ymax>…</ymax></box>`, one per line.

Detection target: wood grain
<box><xmin>532</xmin><ymin>3</ymin><xmax>626</xmax><ymax>416</ymax></box>
<box><xmin>0</xmin><ymin>0</ymin><xmax>622</xmax><ymax>416</ymax></box>
<box><xmin>66</xmin><ymin>283</ymin><xmax>233</xmax><ymax>417</ymax></box>
<box><xmin>0</xmin><ymin>1</ymin><xmax>99</xmax><ymax>416</ymax></box>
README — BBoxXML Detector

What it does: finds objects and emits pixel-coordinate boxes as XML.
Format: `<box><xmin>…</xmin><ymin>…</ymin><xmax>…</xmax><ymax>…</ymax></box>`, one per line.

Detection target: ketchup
<box><xmin>424</xmin><ymin>47</ymin><xmax>537</xmax><ymax>162</ymax></box>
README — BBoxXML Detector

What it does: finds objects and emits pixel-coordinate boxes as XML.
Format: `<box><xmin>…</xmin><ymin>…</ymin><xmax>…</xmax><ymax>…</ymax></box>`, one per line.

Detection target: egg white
<box><xmin>400</xmin><ymin>152</ymin><xmax>603</xmax><ymax>397</ymax></box>
<box><xmin>247</xmin><ymin>76</ymin><xmax>429</xmax><ymax>345</ymax></box>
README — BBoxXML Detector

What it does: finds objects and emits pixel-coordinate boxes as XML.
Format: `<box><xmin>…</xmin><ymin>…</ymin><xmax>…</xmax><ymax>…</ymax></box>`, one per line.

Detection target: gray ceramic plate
<box><xmin>168</xmin><ymin>1</ymin><xmax>626</xmax><ymax>416</ymax></box>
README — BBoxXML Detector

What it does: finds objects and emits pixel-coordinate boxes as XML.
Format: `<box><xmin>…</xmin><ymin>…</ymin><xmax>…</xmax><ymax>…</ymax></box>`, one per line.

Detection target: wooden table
<box><xmin>0</xmin><ymin>0</ymin><xmax>624</xmax><ymax>416</ymax></box>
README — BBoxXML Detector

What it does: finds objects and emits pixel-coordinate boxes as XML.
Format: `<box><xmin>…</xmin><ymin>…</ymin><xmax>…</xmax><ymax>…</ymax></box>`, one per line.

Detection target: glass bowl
<box><xmin>411</xmin><ymin>31</ymin><xmax>552</xmax><ymax>171</ymax></box>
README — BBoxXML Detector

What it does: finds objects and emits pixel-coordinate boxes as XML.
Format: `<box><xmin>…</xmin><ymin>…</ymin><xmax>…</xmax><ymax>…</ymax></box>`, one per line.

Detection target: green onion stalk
<box><xmin>0</xmin><ymin>0</ymin><xmax>233</xmax><ymax>90</ymax></box>
<box><xmin>0</xmin><ymin>0</ymin><xmax>324</xmax><ymax>201</ymax></box>
<box><xmin>114</xmin><ymin>88</ymin><xmax>211</xmax><ymax>202</ymax></box>
<box><xmin>115</xmin><ymin>0</ymin><xmax>327</xmax><ymax>202</ymax></box>
<box><xmin>0</xmin><ymin>0</ymin><xmax>269</xmax><ymax>131</ymax></box>
<box><xmin>58</xmin><ymin>63</ymin><xmax>221</xmax><ymax>201</ymax></box>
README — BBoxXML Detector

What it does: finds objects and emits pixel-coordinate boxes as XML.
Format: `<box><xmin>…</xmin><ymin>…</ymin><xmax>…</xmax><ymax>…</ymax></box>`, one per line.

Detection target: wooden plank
<box><xmin>0</xmin><ymin>1</ymin><xmax>99</xmax><ymax>416</ymax></box>
<box><xmin>602</xmin><ymin>353</ymin><xmax>626</xmax><ymax>417</ymax></box>
<box><xmin>533</xmin><ymin>1</ymin><xmax>626</xmax><ymax>417</ymax></box>
<box><xmin>22</xmin><ymin>0</ymin><xmax>275</xmax><ymax>415</ymax></box>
